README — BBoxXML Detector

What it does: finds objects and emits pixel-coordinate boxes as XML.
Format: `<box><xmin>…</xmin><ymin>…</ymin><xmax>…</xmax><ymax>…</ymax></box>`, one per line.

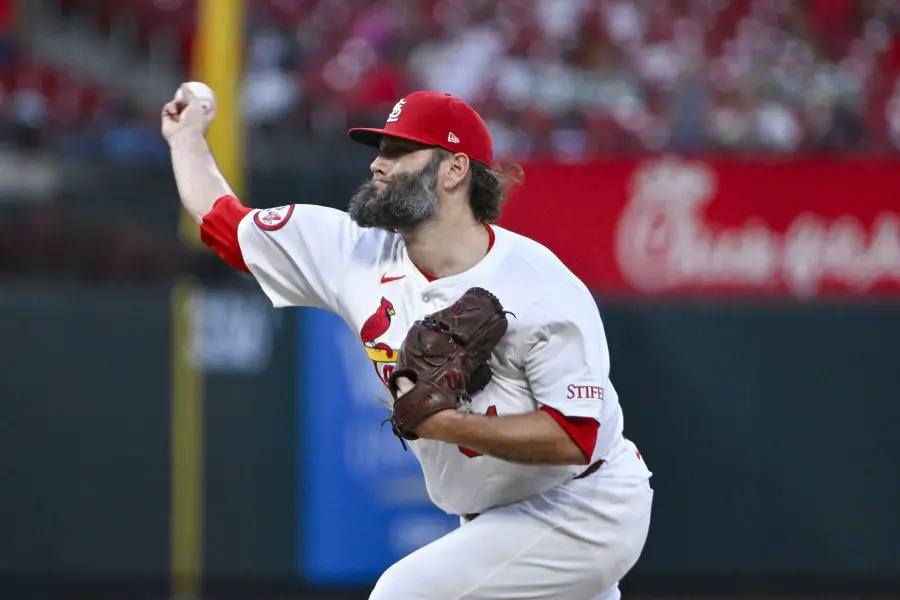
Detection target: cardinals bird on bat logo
<box><xmin>360</xmin><ymin>297</ymin><xmax>401</xmax><ymax>387</ymax></box>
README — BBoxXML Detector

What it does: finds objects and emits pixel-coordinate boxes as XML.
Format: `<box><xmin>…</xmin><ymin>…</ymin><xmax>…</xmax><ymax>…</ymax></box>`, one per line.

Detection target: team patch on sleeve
<box><xmin>254</xmin><ymin>205</ymin><xmax>295</xmax><ymax>231</ymax></box>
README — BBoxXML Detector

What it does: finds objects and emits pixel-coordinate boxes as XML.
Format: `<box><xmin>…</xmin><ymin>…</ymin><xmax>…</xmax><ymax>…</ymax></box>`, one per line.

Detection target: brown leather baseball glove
<box><xmin>387</xmin><ymin>287</ymin><xmax>510</xmax><ymax>442</ymax></box>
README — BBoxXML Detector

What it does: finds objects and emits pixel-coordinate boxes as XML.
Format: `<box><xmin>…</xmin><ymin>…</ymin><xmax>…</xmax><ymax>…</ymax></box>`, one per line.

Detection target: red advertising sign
<box><xmin>498</xmin><ymin>157</ymin><xmax>900</xmax><ymax>298</ymax></box>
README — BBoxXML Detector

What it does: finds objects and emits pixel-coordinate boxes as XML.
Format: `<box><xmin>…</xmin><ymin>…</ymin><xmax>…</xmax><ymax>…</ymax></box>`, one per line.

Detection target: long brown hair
<box><xmin>436</xmin><ymin>149</ymin><xmax>524</xmax><ymax>223</ymax></box>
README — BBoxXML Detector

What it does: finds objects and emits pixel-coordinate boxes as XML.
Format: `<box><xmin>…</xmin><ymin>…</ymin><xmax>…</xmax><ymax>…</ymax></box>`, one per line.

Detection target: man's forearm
<box><xmin>418</xmin><ymin>410</ymin><xmax>586</xmax><ymax>466</ymax></box>
<box><xmin>169</xmin><ymin>133</ymin><xmax>236</xmax><ymax>223</ymax></box>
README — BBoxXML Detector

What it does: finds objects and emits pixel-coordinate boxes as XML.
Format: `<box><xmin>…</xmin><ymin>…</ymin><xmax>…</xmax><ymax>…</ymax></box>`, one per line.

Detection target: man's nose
<box><xmin>370</xmin><ymin>154</ymin><xmax>389</xmax><ymax>177</ymax></box>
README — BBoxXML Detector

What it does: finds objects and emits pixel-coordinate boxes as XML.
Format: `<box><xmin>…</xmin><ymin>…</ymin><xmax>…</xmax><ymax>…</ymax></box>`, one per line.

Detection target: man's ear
<box><xmin>440</xmin><ymin>152</ymin><xmax>471</xmax><ymax>191</ymax></box>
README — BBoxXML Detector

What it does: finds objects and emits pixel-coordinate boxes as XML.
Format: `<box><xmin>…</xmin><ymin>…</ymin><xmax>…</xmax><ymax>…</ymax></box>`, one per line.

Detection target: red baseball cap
<box><xmin>348</xmin><ymin>91</ymin><xmax>494</xmax><ymax>166</ymax></box>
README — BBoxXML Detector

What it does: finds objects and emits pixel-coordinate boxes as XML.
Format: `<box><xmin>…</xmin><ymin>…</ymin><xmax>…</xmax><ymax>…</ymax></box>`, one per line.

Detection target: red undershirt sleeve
<box><xmin>199</xmin><ymin>195</ymin><xmax>252</xmax><ymax>272</ymax></box>
<box><xmin>539</xmin><ymin>405</ymin><xmax>599</xmax><ymax>463</ymax></box>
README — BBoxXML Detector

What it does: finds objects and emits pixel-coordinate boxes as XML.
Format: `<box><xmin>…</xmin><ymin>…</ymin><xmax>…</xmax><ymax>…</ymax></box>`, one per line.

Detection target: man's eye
<box><xmin>380</xmin><ymin>142</ymin><xmax>421</xmax><ymax>157</ymax></box>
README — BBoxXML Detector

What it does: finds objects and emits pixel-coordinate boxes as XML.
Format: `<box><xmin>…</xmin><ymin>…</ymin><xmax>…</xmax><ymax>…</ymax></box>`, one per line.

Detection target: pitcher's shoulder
<box><xmin>493</xmin><ymin>226</ymin><xmax>590</xmax><ymax>291</ymax></box>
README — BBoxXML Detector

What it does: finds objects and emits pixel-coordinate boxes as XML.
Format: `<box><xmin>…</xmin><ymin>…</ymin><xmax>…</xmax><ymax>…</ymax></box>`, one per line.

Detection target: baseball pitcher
<box><xmin>163</xmin><ymin>86</ymin><xmax>653</xmax><ymax>600</ymax></box>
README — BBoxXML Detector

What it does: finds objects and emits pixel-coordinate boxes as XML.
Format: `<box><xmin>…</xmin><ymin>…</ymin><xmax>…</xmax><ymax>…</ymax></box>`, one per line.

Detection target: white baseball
<box><xmin>174</xmin><ymin>81</ymin><xmax>215</xmax><ymax>112</ymax></box>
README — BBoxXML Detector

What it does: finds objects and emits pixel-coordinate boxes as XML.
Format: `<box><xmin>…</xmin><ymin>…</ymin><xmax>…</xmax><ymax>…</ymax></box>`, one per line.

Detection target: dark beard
<box><xmin>348</xmin><ymin>154</ymin><xmax>441</xmax><ymax>233</ymax></box>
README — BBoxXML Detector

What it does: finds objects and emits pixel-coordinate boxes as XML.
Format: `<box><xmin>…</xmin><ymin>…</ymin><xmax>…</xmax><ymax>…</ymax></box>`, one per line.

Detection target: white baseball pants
<box><xmin>369</xmin><ymin>447</ymin><xmax>652</xmax><ymax>600</ymax></box>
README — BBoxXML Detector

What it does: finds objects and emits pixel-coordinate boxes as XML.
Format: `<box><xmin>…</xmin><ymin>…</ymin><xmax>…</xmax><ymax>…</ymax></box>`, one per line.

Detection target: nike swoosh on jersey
<box><xmin>381</xmin><ymin>274</ymin><xmax>406</xmax><ymax>284</ymax></box>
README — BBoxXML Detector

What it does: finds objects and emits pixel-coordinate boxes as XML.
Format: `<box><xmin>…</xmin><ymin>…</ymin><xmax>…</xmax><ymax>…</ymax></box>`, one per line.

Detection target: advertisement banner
<box><xmin>297</xmin><ymin>308</ymin><xmax>458</xmax><ymax>584</ymax></box>
<box><xmin>499</xmin><ymin>157</ymin><xmax>900</xmax><ymax>298</ymax></box>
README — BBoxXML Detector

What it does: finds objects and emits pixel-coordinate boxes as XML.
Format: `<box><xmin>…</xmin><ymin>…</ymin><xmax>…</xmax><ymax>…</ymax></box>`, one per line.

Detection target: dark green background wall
<box><xmin>1</xmin><ymin>283</ymin><xmax>897</xmax><ymax>594</ymax></box>
<box><xmin>0</xmin><ymin>282</ymin><xmax>298</xmax><ymax>593</ymax></box>
<box><xmin>601</xmin><ymin>300</ymin><xmax>900</xmax><ymax>585</ymax></box>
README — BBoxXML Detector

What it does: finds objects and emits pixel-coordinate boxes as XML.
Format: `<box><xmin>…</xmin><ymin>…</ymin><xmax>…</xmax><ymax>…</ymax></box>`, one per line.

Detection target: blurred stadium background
<box><xmin>1</xmin><ymin>0</ymin><xmax>899</xmax><ymax>599</ymax></box>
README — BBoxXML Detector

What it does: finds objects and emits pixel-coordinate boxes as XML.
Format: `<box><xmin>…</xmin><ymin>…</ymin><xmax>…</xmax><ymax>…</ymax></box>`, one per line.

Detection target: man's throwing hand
<box><xmin>161</xmin><ymin>82</ymin><xmax>217</xmax><ymax>143</ymax></box>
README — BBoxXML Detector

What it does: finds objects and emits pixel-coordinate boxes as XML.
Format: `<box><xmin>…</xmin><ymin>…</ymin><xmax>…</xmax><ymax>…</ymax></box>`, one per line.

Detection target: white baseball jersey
<box><xmin>237</xmin><ymin>203</ymin><xmax>635</xmax><ymax>516</ymax></box>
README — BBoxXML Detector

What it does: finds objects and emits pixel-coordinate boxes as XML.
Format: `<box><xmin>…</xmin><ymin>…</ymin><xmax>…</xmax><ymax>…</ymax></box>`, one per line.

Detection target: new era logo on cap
<box><xmin>346</xmin><ymin>91</ymin><xmax>494</xmax><ymax>166</ymax></box>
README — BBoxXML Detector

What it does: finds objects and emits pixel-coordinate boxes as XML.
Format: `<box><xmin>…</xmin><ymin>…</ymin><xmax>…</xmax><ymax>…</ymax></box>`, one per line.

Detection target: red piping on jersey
<box><xmin>200</xmin><ymin>195</ymin><xmax>252</xmax><ymax>272</ymax></box>
<box><xmin>415</xmin><ymin>224</ymin><xmax>495</xmax><ymax>282</ymax></box>
<box><xmin>540</xmin><ymin>405</ymin><xmax>599</xmax><ymax>463</ymax></box>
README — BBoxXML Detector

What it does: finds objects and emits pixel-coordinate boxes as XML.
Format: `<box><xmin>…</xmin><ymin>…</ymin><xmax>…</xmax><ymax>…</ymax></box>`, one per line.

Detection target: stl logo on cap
<box><xmin>386</xmin><ymin>98</ymin><xmax>406</xmax><ymax>123</ymax></box>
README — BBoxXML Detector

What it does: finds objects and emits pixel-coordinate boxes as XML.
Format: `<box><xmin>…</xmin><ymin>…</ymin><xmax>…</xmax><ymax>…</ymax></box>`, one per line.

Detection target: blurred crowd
<box><xmin>245</xmin><ymin>0</ymin><xmax>900</xmax><ymax>158</ymax></box>
<box><xmin>3</xmin><ymin>0</ymin><xmax>900</xmax><ymax>162</ymax></box>
<box><xmin>3</xmin><ymin>0</ymin><xmax>900</xmax><ymax>283</ymax></box>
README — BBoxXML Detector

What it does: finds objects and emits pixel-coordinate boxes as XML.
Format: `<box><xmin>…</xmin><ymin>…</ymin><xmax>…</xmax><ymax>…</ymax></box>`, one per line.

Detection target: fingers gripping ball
<box><xmin>388</xmin><ymin>287</ymin><xmax>511</xmax><ymax>442</ymax></box>
<box><xmin>173</xmin><ymin>81</ymin><xmax>215</xmax><ymax>113</ymax></box>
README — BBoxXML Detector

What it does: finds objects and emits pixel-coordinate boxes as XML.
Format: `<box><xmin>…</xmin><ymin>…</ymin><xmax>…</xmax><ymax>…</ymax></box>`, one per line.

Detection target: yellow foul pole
<box><xmin>171</xmin><ymin>0</ymin><xmax>244</xmax><ymax>598</ymax></box>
